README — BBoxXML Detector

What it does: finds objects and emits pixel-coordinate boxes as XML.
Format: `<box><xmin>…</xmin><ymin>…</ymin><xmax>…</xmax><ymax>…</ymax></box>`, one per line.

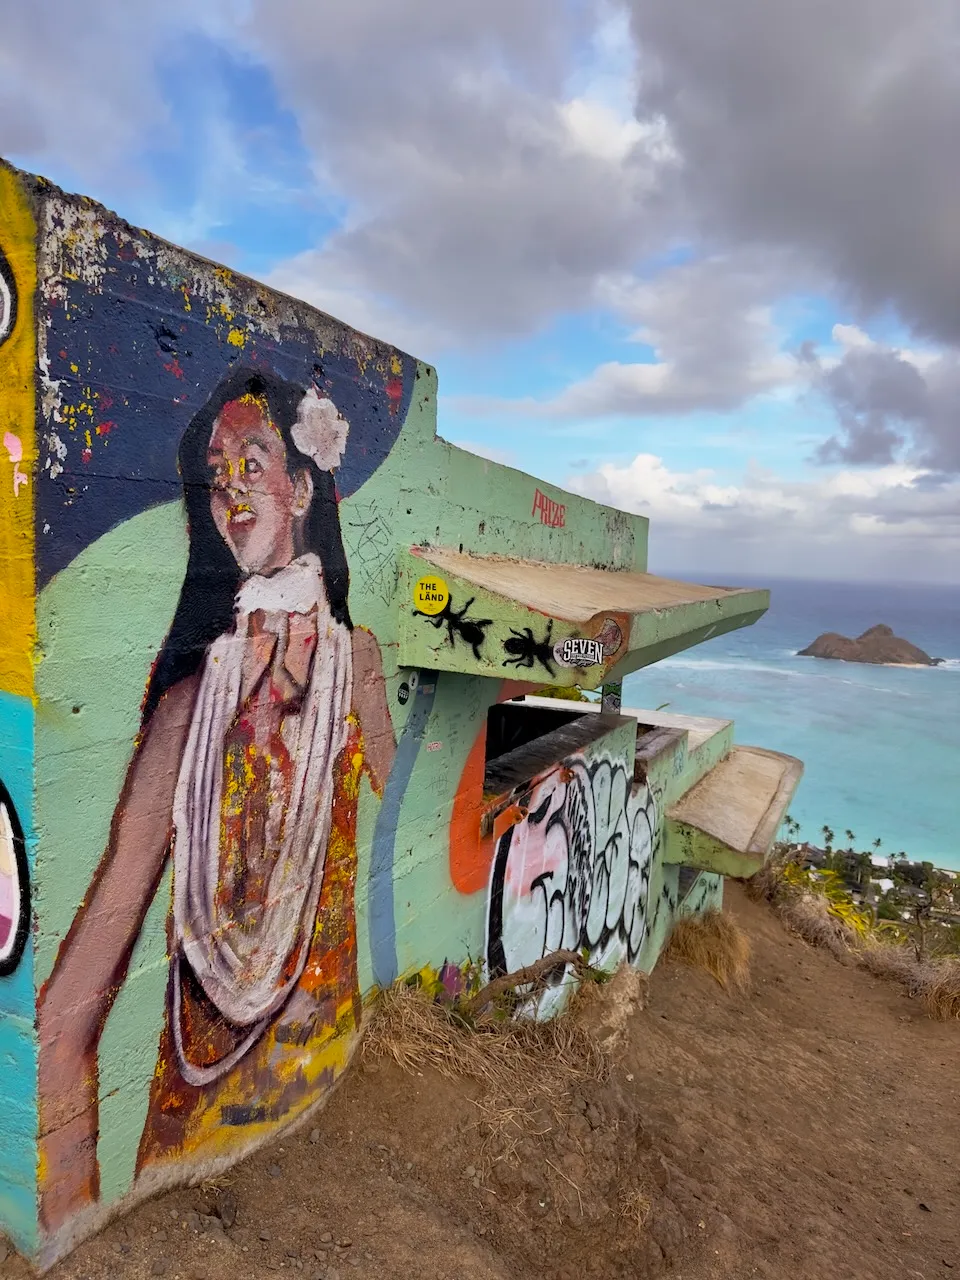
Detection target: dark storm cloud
<box><xmin>805</xmin><ymin>342</ymin><xmax>960</xmax><ymax>472</ymax></box>
<box><xmin>248</xmin><ymin>1</ymin><xmax>670</xmax><ymax>343</ymax></box>
<box><xmin>629</xmin><ymin>0</ymin><xmax>960</xmax><ymax>345</ymax></box>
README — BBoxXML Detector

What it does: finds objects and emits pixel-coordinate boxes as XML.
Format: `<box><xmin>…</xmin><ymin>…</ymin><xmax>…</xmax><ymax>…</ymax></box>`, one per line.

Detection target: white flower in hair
<box><xmin>291</xmin><ymin>387</ymin><xmax>349</xmax><ymax>472</ymax></box>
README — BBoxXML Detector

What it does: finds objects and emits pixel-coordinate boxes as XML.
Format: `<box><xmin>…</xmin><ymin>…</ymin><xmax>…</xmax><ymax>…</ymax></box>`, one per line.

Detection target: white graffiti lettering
<box><xmin>487</xmin><ymin>754</ymin><xmax>659</xmax><ymax>1015</ymax></box>
<box><xmin>553</xmin><ymin>636</ymin><xmax>604</xmax><ymax>669</ymax></box>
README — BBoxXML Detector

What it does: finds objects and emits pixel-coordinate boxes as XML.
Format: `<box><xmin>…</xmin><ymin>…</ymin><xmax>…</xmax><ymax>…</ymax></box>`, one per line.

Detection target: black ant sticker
<box><xmin>413</xmin><ymin>595</ymin><xmax>492</xmax><ymax>660</ymax></box>
<box><xmin>502</xmin><ymin>619</ymin><xmax>556</xmax><ymax>676</ymax></box>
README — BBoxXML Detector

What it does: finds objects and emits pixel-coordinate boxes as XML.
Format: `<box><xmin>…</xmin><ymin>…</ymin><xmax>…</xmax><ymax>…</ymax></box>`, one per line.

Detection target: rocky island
<box><xmin>798</xmin><ymin>623</ymin><xmax>941</xmax><ymax>667</ymax></box>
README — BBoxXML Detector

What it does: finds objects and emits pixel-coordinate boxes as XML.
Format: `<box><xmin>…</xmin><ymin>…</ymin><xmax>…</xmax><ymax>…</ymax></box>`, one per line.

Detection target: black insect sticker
<box><xmin>502</xmin><ymin>619</ymin><xmax>556</xmax><ymax>676</ymax></box>
<box><xmin>413</xmin><ymin>595</ymin><xmax>493</xmax><ymax>660</ymax></box>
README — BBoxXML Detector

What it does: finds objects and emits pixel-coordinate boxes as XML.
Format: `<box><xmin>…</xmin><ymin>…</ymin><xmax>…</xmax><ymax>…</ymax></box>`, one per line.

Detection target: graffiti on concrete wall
<box><xmin>486</xmin><ymin>753</ymin><xmax>660</xmax><ymax>1014</ymax></box>
<box><xmin>532</xmin><ymin>487</ymin><xmax>565</xmax><ymax>528</ymax></box>
<box><xmin>0</xmin><ymin>168</ymin><xmax>711</xmax><ymax>1269</ymax></box>
<box><xmin>0</xmin><ymin>782</ymin><xmax>28</xmax><ymax>976</ymax></box>
<box><xmin>346</xmin><ymin>499</ymin><xmax>397</xmax><ymax>604</ymax></box>
<box><xmin>36</xmin><ymin>360</ymin><xmax>403</xmax><ymax>1236</ymax></box>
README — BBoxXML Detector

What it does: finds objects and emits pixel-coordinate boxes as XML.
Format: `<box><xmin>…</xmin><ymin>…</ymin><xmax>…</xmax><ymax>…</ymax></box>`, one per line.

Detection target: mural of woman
<box><xmin>37</xmin><ymin>367</ymin><xmax>396</xmax><ymax>1236</ymax></box>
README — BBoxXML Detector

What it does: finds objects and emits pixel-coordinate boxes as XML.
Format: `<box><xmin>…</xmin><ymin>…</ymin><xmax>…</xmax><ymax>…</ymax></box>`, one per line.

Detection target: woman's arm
<box><xmin>350</xmin><ymin>627</ymin><xmax>396</xmax><ymax>795</ymax></box>
<box><xmin>37</xmin><ymin>673</ymin><xmax>199</xmax><ymax>1235</ymax></box>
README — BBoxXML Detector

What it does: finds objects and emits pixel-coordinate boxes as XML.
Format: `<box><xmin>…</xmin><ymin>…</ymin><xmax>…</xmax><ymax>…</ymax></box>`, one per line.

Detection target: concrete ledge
<box><xmin>664</xmin><ymin>746</ymin><xmax>803</xmax><ymax>879</ymax></box>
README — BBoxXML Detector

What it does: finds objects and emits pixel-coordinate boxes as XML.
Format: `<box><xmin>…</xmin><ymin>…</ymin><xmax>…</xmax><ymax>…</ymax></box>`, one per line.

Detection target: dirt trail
<box><xmin>9</xmin><ymin>884</ymin><xmax>959</xmax><ymax>1280</ymax></box>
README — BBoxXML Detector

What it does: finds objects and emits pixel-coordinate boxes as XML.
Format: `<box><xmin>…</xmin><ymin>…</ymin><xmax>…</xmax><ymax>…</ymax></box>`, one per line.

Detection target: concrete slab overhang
<box><xmin>396</xmin><ymin>545</ymin><xmax>770</xmax><ymax>690</ymax></box>
<box><xmin>664</xmin><ymin>746</ymin><xmax>804</xmax><ymax>880</ymax></box>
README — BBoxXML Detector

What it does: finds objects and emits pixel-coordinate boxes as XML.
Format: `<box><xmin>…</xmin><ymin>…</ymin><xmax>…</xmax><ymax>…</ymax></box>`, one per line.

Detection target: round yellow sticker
<box><xmin>414</xmin><ymin>575</ymin><xmax>450</xmax><ymax>616</ymax></box>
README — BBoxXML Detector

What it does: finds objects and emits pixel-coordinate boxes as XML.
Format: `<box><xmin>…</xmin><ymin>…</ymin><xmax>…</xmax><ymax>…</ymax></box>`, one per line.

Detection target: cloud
<box><xmin>247</xmin><ymin>1</ymin><xmax>671</xmax><ymax>349</ymax></box>
<box><xmin>0</xmin><ymin>1</ymin><xmax>236</xmax><ymax>180</ymax></box>
<box><xmin>564</xmin><ymin>254</ymin><xmax>798</xmax><ymax>415</ymax></box>
<box><xmin>804</xmin><ymin>326</ymin><xmax>960</xmax><ymax>473</ymax></box>
<box><xmin>449</xmin><ymin>252</ymin><xmax>799</xmax><ymax>418</ymax></box>
<box><xmin>629</xmin><ymin>0</ymin><xmax>960</xmax><ymax>346</ymax></box>
<box><xmin>569</xmin><ymin>452</ymin><xmax>960</xmax><ymax>582</ymax></box>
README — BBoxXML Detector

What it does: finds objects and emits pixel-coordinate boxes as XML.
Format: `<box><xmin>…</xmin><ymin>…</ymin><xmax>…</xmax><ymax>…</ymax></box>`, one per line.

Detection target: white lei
<box><xmin>171</xmin><ymin>553</ymin><xmax>353</xmax><ymax>1085</ymax></box>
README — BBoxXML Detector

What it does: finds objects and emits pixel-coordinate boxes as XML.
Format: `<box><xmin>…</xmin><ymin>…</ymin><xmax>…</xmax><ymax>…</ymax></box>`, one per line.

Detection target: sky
<box><xmin>1</xmin><ymin>0</ymin><xmax>958</xmax><ymax>584</ymax></box>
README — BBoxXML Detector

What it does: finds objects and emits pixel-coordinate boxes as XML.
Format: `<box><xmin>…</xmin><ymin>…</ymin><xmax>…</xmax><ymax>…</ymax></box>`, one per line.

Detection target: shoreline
<box><xmin>796</xmin><ymin>655</ymin><xmax>940</xmax><ymax>669</ymax></box>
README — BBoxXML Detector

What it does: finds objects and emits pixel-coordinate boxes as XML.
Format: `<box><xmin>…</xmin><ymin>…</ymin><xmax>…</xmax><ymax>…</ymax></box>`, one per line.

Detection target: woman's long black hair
<box><xmin>142</xmin><ymin>365</ymin><xmax>352</xmax><ymax>724</ymax></box>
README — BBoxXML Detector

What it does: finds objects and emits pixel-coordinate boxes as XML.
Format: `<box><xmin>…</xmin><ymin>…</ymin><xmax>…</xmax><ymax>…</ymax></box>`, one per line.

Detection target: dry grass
<box><xmin>746</xmin><ymin>847</ymin><xmax>791</xmax><ymax>904</ymax></box>
<box><xmin>362</xmin><ymin>983</ymin><xmax>610</xmax><ymax>1171</ymax></box>
<box><xmin>752</xmin><ymin>855</ymin><xmax>960</xmax><ymax>1021</ymax></box>
<box><xmin>918</xmin><ymin>960</ymin><xmax>960</xmax><ymax>1021</ymax></box>
<box><xmin>619</xmin><ymin>1184</ymin><xmax>653</xmax><ymax>1232</ymax></box>
<box><xmin>664</xmin><ymin>910</ymin><xmax>752</xmax><ymax>990</ymax></box>
<box><xmin>862</xmin><ymin>942</ymin><xmax>960</xmax><ymax>1020</ymax></box>
<box><xmin>777</xmin><ymin>890</ymin><xmax>858</xmax><ymax>960</ymax></box>
<box><xmin>748</xmin><ymin>851</ymin><xmax>861</xmax><ymax>960</ymax></box>
<box><xmin>363</xmin><ymin>982</ymin><xmax>608</xmax><ymax>1086</ymax></box>
<box><xmin>859</xmin><ymin>938</ymin><xmax>924</xmax><ymax>988</ymax></box>
<box><xmin>197</xmin><ymin>1172</ymin><xmax>235</xmax><ymax>1194</ymax></box>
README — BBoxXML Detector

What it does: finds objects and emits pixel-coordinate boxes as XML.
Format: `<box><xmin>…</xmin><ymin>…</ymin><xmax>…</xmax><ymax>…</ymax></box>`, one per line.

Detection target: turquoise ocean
<box><xmin>624</xmin><ymin>577</ymin><xmax>960</xmax><ymax>870</ymax></box>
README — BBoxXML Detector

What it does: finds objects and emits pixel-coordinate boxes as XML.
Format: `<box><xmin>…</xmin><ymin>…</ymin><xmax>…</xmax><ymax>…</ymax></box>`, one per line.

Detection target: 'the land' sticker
<box><xmin>414</xmin><ymin>576</ymin><xmax>450</xmax><ymax>616</ymax></box>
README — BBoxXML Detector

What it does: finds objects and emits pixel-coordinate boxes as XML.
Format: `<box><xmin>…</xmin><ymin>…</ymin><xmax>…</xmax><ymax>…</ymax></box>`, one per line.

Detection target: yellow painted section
<box><xmin>0</xmin><ymin>166</ymin><xmax>36</xmax><ymax>699</ymax></box>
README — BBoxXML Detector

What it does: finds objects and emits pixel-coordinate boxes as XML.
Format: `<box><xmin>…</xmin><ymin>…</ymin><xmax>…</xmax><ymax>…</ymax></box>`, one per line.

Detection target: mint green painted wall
<box><xmin>8</xmin><ymin>163</ymin><xmax>761</xmax><ymax>1271</ymax></box>
<box><xmin>29</xmin><ymin>396</ymin><xmax>641</xmax><ymax>1236</ymax></box>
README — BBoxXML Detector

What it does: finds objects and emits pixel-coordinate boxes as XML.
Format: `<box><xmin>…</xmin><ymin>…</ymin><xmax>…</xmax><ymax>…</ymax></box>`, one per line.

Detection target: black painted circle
<box><xmin>397</xmin><ymin>682</ymin><xmax>410</xmax><ymax>706</ymax></box>
<box><xmin>0</xmin><ymin>246</ymin><xmax>17</xmax><ymax>349</ymax></box>
<box><xmin>0</xmin><ymin>782</ymin><xmax>28</xmax><ymax>976</ymax></box>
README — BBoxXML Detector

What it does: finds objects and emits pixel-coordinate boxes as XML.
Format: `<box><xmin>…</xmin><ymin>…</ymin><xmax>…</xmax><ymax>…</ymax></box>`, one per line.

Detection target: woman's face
<box><xmin>207</xmin><ymin>395</ymin><xmax>313</xmax><ymax>575</ymax></box>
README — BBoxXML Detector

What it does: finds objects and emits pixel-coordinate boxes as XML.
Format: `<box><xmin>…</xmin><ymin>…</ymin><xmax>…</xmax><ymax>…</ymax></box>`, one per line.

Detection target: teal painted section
<box><xmin>0</xmin><ymin>690</ymin><xmax>38</xmax><ymax>1255</ymax></box>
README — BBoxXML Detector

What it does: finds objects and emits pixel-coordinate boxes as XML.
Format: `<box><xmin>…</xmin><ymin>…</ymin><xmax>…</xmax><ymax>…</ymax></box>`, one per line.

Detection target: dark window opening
<box><xmin>678</xmin><ymin>866</ymin><xmax>700</xmax><ymax>901</ymax></box>
<box><xmin>485</xmin><ymin>702</ymin><xmax>585</xmax><ymax>764</ymax></box>
<box><xmin>483</xmin><ymin>703</ymin><xmax>627</xmax><ymax>798</ymax></box>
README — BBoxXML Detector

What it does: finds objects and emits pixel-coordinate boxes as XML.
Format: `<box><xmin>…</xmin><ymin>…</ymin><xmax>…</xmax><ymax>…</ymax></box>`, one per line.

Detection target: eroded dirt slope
<box><xmin>7</xmin><ymin>884</ymin><xmax>958</xmax><ymax>1280</ymax></box>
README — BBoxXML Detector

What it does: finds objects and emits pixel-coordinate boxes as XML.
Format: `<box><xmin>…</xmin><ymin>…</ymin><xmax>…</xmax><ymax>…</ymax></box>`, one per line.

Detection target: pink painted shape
<box><xmin>3</xmin><ymin>432</ymin><xmax>27</xmax><ymax>495</ymax></box>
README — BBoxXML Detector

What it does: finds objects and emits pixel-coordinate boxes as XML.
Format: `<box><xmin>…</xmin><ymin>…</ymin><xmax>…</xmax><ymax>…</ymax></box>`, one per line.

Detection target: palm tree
<box><xmin>845</xmin><ymin>829</ymin><xmax>856</xmax><ymax>850</ymax></box>
<box><xmin>821</xmin><ymin>825</ymin><xmax>834</xmax><ymax>851</ymax></box>
<box><xmin>855</xmin><ymin>850</ymin><xmax>872</xmax><ymax>893</ymax></box>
